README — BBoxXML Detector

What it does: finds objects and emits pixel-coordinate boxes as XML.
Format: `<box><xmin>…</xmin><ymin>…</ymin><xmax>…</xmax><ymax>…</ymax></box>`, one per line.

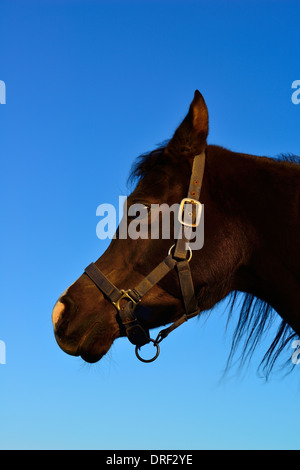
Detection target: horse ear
<box><xmin>190</xmin><ymin>90</ymin><xmax>209</xmax><ymax>137</ymax></box>
<box><xmin>166</xmin><ymin>90</ymin><xmax>209</xmax><ymax>157</ymax></box>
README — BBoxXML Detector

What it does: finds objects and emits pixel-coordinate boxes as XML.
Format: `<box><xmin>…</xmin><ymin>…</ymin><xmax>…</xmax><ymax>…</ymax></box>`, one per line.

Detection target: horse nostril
<box><xmin>52</xmin><ymin>301</ymin><xmax>66</xmax><ymax>329</ymax></box>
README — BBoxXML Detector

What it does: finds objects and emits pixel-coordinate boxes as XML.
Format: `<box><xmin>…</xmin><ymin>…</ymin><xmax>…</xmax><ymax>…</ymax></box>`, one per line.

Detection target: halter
<box><xmin>84</xmin><ymin>150</ymin><xmax>206</xmax><ymax>362</ymax></box>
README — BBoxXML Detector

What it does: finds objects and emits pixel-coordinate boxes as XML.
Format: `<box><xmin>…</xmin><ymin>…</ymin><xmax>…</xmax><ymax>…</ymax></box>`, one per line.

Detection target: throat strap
<box><xmin>176</xmin><ymin>259</ymin><xmax>199</xmax><ymax>315</ymax></box>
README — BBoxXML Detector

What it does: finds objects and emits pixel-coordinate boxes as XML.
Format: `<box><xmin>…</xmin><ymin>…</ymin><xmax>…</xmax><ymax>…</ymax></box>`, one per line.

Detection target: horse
<box><xmin>52</xmin><ymin>90</ymin><xmax>300</xmax><ymax>376</ymax></box>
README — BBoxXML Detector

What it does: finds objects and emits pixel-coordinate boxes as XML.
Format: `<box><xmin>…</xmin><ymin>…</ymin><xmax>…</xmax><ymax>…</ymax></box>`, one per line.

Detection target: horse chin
<box><xmin>80</xmin><ymin>351</ymin><xmax>105</xmax><ymax>364</ymax></box>
<box><xmin>77</xmin><ymin>322</ymin><xmax>115</xmax><ymax>364</ymax></box>
<box><xmin>54</xmin><ymin>321</ymin><xmax>117</xmax><ymax>364</ymax></box>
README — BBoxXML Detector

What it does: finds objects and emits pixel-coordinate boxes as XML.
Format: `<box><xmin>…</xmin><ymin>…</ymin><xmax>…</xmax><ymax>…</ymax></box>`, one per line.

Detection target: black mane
<box><xmin>130</xmin><ymin>147</ymin><xmax>300</xmax><ymax>185</ymax></box>
<box><xmin>276</xmin><ymin>153</ymin><xmax>300</xmax><ymax>165</ymax></box>
<box><xmin>128</xmin><ymin>142</ymin><xmax>168</xmax><ymax>185</ymax></box>
<box><xmin>225</xmin><ymin>292</ymin><xmax>298</xmax><ymax>378</ymax></box>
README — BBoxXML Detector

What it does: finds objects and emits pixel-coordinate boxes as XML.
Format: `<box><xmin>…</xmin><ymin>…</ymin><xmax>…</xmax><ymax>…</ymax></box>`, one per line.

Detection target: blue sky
<box><xmin>1</xmin><ymin>0</ymin><xmax>300</xmax><ymax>450</ymax></box>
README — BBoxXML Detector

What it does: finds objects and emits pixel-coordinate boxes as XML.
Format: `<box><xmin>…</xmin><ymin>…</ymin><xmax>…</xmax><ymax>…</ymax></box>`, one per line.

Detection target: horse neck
<box><xmin>207</xmin><ymin>145</ymin><xmax>300</xmax><ymax>333</ymax></box>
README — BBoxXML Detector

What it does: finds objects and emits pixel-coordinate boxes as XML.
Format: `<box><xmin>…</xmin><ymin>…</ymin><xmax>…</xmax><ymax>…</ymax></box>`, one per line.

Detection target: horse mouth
<box><xmin>54</xmin><ymin>322</ymin><xmax>116</xmax><ymax>364</ymax></box>
<box><xmin>77</xmin><ymin>322</ymin><xmax>108</xmax><ymax>363</ymax></box>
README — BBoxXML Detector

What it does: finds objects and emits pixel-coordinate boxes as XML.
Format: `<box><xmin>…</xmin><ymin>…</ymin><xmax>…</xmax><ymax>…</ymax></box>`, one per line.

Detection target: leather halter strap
<box><xmin>85</xmin><ymin>255</ymin><xmax>178</xmax><ymax>347</ymax></box>
<box><xmin>84</xmin><ymin>150</ymin><xmax>206</xmax><ymax>361</ymax></box>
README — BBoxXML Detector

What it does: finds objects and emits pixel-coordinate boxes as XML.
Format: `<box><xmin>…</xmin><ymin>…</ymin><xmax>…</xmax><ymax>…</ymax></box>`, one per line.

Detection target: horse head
<box><xmin>52</xmin><ymin>90</ymin><xmax>300</xmax><ymax>372</ymax></box>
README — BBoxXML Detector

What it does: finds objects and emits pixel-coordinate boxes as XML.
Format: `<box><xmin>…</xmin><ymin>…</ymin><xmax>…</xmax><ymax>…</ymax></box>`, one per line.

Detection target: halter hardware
<box><xmin>112</xmin><ymin>289</ymin><xmax>140</xmax><ymax>312</ymax></box>
<box><xmin>135</xmin><ymin>339</ymin><xmax>160</xmax><ymax>364</ymax></box>
<box><xmin>178</xmin><ymin>198</ymin><xmax>202</xmax><ymax>228</ymax></box>
<box><xmin>84</xmin><ymin>150</ymin><xmax>206</xmax><ymax>363</ymax></box>
<box><xmin>168</xmin><ymin>244</ymin><xmax>192</xmax><ymax>262</ymax></box>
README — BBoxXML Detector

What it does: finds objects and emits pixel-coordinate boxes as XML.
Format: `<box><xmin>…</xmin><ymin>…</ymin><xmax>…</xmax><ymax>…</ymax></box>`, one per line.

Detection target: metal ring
<box><xmin>168</xmin><ymin>244</ymin><xmax>192</xmax><ymax>262</ymax></box>
<box><xmin>135</xmin><ymin>339</ymin><xmax>160</xmax><ymax>363</ymax></box>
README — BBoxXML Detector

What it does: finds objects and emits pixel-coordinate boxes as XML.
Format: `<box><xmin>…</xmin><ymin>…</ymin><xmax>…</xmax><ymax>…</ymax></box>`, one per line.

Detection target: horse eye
<box><xmin>128</xmin><ymin>203</ymin><xmax>151</xmax><ymax>220</ymax></box>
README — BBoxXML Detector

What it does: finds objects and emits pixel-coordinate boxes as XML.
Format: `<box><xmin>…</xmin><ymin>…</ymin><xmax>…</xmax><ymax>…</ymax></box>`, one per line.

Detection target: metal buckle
<box><xmin>112</xmin><ymin>289</ymin><xmax>140</xmax><ymax>311</ymax></box>
<box><xmin>178</xmin><ymin>198</ymin><xmax>202</xmax><ymax>228</ymax></box>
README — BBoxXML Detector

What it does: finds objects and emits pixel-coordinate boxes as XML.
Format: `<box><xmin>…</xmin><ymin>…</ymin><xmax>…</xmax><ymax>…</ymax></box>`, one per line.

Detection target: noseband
<box><xmin>84</xmin><ymin>151</ymin><xmax>206</xmax><ymax>362</ymax></box>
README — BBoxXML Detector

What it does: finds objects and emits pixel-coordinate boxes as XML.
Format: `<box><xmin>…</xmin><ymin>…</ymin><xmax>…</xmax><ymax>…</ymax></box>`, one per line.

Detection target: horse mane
<box><xmin>224</xmin><ymin>292</ymin><xmax>298</xmax><ymax>379</ymax></box>
<box><xmin>129</xmin><ymin>147</ymin><xmax>300</xmax><ymax>184</ymax></box>
<box><xmin>128</xmin><ymin>142</ymin><xmax>169</xmax><ymax>185</ymax></box>
<box><xmin>275</xmin><ymin>153</ymin><xmax>300</xmax><ymax>165</ymax></box>
<box><xmin>129</xmin><ymin>146</ymin><xmax>300</xmax><ymax>378</ymax></box>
